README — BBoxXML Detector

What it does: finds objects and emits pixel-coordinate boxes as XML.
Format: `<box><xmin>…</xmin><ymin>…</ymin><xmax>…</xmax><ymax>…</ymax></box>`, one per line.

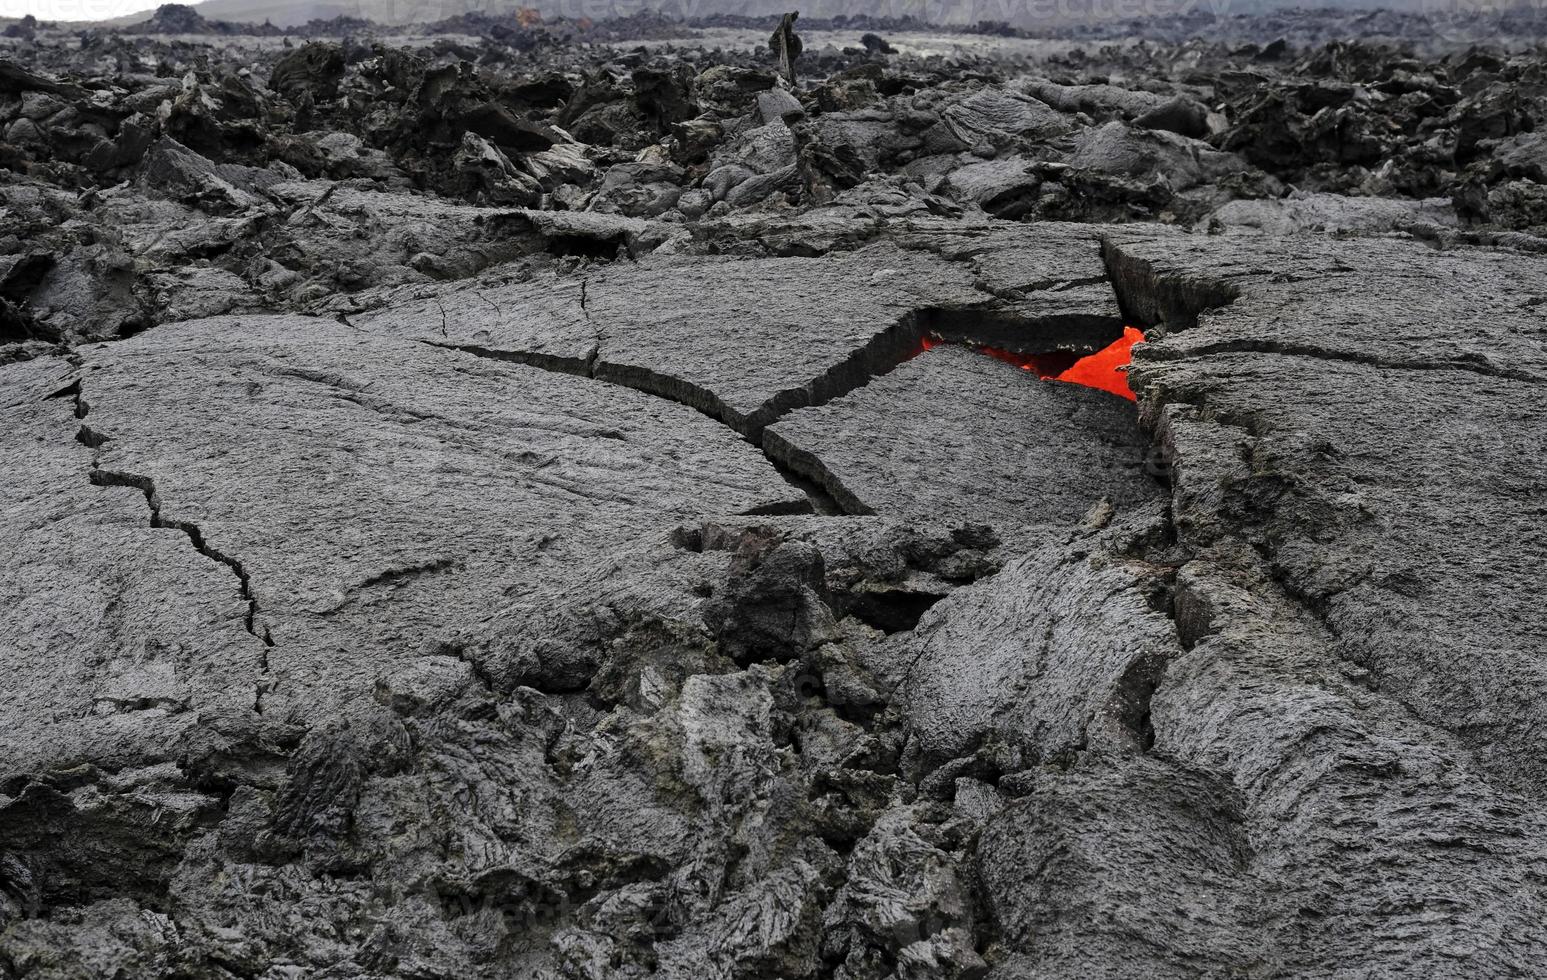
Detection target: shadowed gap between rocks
<box><xmin>1078</xmin><ymin>244</ymin><xmax>1243</xmax><ymax>750</ymax></box>
<box><xmin>1100</xmin><ymin>236</ymin><xmax>1241</xmax><ymax>331</ymax></box>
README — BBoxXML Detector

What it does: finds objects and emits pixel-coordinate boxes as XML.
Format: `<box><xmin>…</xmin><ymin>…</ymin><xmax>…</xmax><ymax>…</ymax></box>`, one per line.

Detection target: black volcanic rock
<box><xmin>268</xmin><ymin>41</ymin><xmax>346</xmax><ymax>104</ymax></box>
<box><xmin>1</xmin><ymin>9</ymin><xmax>1546</xmax><ymax>978</ymax></box>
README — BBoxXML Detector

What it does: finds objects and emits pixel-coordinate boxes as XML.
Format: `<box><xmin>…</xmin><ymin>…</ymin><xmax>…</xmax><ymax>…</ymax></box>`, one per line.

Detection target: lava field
<box><xmin>1</xmin><ymin>4</ymin><xmax>1546</xmax><ymax>978</ymax></box>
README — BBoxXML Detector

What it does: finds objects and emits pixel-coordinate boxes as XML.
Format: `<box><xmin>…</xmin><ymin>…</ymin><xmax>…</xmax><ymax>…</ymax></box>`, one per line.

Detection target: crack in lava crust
<box><xmin>916</xmin><ymin>326</ymin><xmax>1143</xmax><ymax>401</ymax></box>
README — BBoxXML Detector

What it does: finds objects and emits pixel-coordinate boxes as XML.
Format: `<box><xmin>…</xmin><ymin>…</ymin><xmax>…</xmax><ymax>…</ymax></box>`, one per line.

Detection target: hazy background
<box><xmin>0</xmin><ymin>0</ymin><xmax>1490</xmax><ymax>31</ymax></box>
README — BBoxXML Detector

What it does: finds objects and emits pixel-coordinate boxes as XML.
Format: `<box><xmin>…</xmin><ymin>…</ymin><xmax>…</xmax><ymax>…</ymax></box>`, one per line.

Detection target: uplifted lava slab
<box><xmin>1108</xmin><ymin>229</ymin><xmax>1547</xmax><ymax>381</ymax></box>
<box><xmin>699</xmin><ymin>214</ymin><xmax>1130</xmax><ymax>350</ymax></box>
<box><xmin>61</xmin><ymin>315</ymin><xmax>801</xmax><ymax>726</ymax></box>
<box><xmin>764</xmin><ymin>345</ymin><xmax>1160</xmax><ymax>525</ymax></box>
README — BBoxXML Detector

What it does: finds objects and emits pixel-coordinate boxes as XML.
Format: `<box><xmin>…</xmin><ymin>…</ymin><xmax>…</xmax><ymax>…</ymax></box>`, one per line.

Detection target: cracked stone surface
<box><xmin>1</xmin><ymin>357</ymin><xmax>261</xmax><ymax>776</ymax></box>
<box><xmin>1114</xmin><ymin>233</ymin><xmax>1547</xmax><ymax>795</ymax></box>
<box><xmin>585</xmin><ymin>242</ymin><xmax>986</xmax><ymax>433</ymax></box>
<box><xmin>57</xmin><ymin>314</ymin><xmax>807</xmax><ymax>723</ymax></box>
<box><xmin>374</xmin><ymin>241</ymin><xmax>991</xmax><ymax>434</ymax></box>
<box><xmin>9</xmin><ymin>218</ymin><xmax>1543</xmax><ymax>976</ymax></box>
<box><xmin>7</xmin><ymin>221</ymin><xmax>1547</xmax><ymax>978</ymax></box>
<box><xmin>894</xmin><ymin>509</ymin><xmax>1176</xmax><ymax>771</ymax></box>
<box><xmin>1108</xmin><ymin>230</ymin><xmax>1547</xmax><ymax>381</ymax></box>
<box><xmin>4</xmin><ymin>13</ymin><xmax>1547</xmax><ymax>979</ymax></box>
<box><xmin>352</xmin><ymin>226</ymin><xmax>1132</xmax><ymax>439</ymax></box>
<box><xmin>352</xmin><ymin>271</ymin><xmax>597</xmax><ymax>368</ymax></box>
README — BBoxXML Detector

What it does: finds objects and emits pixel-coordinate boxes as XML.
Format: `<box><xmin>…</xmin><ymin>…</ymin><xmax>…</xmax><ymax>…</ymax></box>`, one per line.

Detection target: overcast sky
<box><xmin>2</xmin><ymin>0</ymin><xmax>152</xmax><ymax>19</ymax></box>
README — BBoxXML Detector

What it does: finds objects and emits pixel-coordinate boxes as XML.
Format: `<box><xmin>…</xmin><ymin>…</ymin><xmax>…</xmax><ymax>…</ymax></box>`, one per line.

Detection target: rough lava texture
<box><xmin>3</xmin><ymin>7</ymin><xmax>1547</xmax><ymax>979</ymax></box>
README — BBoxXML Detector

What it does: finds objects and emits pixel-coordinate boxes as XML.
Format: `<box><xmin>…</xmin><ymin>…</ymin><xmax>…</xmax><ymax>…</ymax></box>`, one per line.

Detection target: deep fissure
<box><xmin>421</xmin><ymin>298</ymin><xmax>1143</xmax><ymax>517</ymax></box>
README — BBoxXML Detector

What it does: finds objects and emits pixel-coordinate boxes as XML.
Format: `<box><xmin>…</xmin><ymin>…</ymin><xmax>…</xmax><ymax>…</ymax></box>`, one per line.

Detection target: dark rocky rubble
<box><xmin>1</xmin><ymin>7</ymin><xmax>1546</xmax><ymax>979</ymax></box>
<box><xmin>2</xmin><ymin>5</ymin><xmax>1546</xmax><ymax>348</ymax></box>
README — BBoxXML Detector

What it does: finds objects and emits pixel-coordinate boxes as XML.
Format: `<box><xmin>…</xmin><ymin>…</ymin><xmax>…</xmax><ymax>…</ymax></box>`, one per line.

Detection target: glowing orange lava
<box><xmin>1053</xmin><ymin>326</ymin><xmax>1143</xmax><ymax>401</ymax></box>
<box><xmin>916</xmin><ymin>327</ymin><xmax>1143</xmax><ymax>401</ymax></box>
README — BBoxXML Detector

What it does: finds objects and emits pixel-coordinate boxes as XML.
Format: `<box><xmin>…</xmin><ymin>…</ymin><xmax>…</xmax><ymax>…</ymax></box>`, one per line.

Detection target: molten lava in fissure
<box><xmin>917</xmin><ymin>327</ymin><xmax>1142</xmax><ymax>401</ymax></box>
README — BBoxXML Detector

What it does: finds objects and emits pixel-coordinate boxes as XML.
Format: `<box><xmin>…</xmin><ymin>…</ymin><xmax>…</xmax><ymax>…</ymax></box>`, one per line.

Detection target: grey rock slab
<box><xmin>1066</xmin><ymin>121</ymin><xmax>1245</xmax><ymax>192</ymax></box>
<box><xmin>139</xmin><ymin>137</ymin><xmax>271</xmax><ymax>213</ymax></box>
<box><xmin>894</xmin><ymin>220</ymin><xmax>1128</xmax><ymax>350</ymax></box>
<box><xmin>500</xmin><ymin>205</ymin><xmax>673</xmax><ymax>257</ymax></box>
<box><xmin>1153</xmin><ymin>553</ymin><xmax>1547</xmax><ymax>976</ymax></box>
<box><xmin>1107</xmin><ymin>228</ymin><xmax>1547</xmax><ymax>380</ymax></box>
<box><xmin>935</xmin><ymin>88</ymin><xmax>1071</xmax><ymax>147</ymax></box>
<box><xmin>968</xmin><ymin>536</ymin><xmax>1547</xmax><ymax>978</ymax></box>
<box><xmin>23</xmin><ymin>244</ymin><xmax>147</xmax><ymax>341</ymax></box>
<box><xmin>1153</xmin><ymin>353</ymin><xmax>1547</xmax><ymax>792</ymax></box>
<box><xmin>349</xmin><ymin>270</ymin><xmax>596</xmax><ymax>369</ymax></box>
<box><xmin>894</xmin><ymin>220</ymin><xmax>1113</xmax><ymax>291</ymax></box>
<box><xmin>268</xmin><ymin>183</ymin><xmax>672</xmax><ymax>308</ymax></box>
<box><xmin>755</xmin><ymin>87</ymin><xmax>804</xmax><ymax>126</ymax></box>
<box><xmin>764</xmin><ymin>345</ymin><xmax>1160</xmax><ymax>523</ymax></box>
<box><xmin>940</xmin><ymin>155</ymin><xmax>1043</xmax><ymax>218</ymax></box>
<box><xmin>711</xmin><ymin>119</ymin><xmax>798</xmax><ymax>175</ymax></box>
<box><xmin>681</xmin><ymin>189</ymin><xmax>944</xmax><ymax>255</ymax></box>
<box><xmin>955</xmin><ymin>225</ymin><xmax>1547</xmax><ymax>977</ymax></box>
<box><xmin>352</xmin><ymin>225</ymin><xmax>1122</xmax><ymax>445</ymax></box>
<box><xmin>1019</xmin><ymin>78</ymin><xmax>1167</xmax><ymax>118</ymax></box>
<box><xmin>1495</xmin><ymin>131</ymin><xmax>1547</xmax><ymax>182</ymax></box>
<box><xmin>724</xmin><ymin>163</ymin><xmax>801</xmax><ymax>208</ymax></box>
<box><xmin>71</xmin><ymin>314</ymin><xmax>803</xmax><ymax>720</ymax></box>
<box><xmin>0</xmin><ymin>356</ymin><xmax>261</xmax><ymax>776</ymax></box>
<box><xmin>589</xmin><ymin>160</ymin><xmax>687</xmax><ymax>218</ymax></box>
<box><xmin>805</xmin><ymin>109</ymin><xmax>922</xmax><ymax>172</ymax></box>
<box><xmin>267</xmin><ymin>182</ymin><xmax>540</xmax><ymax>296</ymax></box>
<box><xmin>141</xmin><ymin>266</ymin><xmax>260</xmax><ymax>323</ymax></box>
<box><xmin>1133</xmin><ymin>95</ymin><xmax>1210</xmax><ymax>138</ymax></box>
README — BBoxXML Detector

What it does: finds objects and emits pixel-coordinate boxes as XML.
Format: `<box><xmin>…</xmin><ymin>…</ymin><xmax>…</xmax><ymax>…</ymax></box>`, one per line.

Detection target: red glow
<box><xmin>915</xmin><ymin>335</ymin><xmax>1077</xmax><ymax>377</ymax></box>
<box><xmin>913</xmin><ymin>327</ymin><xmax>1144</xmax><ymax>401</ymax></box>
<box><xmin>1053</xmin><ymin>326</ymin><xmax>1143</xmax><ymax>401</ymax></box>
